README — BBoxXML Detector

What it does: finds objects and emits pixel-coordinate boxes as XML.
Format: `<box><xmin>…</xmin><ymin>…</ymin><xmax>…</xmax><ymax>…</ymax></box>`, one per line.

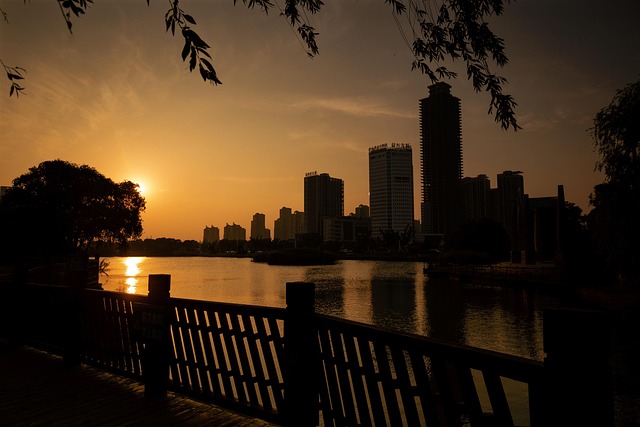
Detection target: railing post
<box><xmin>142</xmin><ymin>274</ymin><xmax>171</xmax><ymax>397</ymax></box>
<box><xmin>63</xmin><ymin>269</ymin><xmax>87</xmax><ymax>367</ymax></box>
<box><xmin>284</xmin><ymin>281</ymin><xmax>318</xmax><ymax>427</ymax></box>
<box><xmin>6</xmin><ymin>267</ymin><xmax>28</xmax><ymax>347</ymax></box>
<box><xmin>542</xmin><ymin>307</ymin><xmax>614</xmax><ymax>426</ymax></box>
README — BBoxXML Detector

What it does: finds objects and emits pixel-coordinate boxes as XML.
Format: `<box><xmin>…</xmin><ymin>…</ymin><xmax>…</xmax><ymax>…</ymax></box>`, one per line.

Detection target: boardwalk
<box><xmin>0</xmin><ymin>346</ymin><xmax>280</xmax><ymax>427</ymax></box>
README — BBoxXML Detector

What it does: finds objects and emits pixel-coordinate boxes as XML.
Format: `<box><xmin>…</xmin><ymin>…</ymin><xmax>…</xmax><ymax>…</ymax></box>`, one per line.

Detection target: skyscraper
<box><xmin>304</xmin><ymin>172</ymin><xmax>344</xmax><ymax>235</ymax></box>
<box><xmin>274</xmin><ymin>207</ymin><xmax>304</xmax><ymax>241</ymax></box>
<box><xmin>368</xmin><ymin>143</ymin><xmax>414</xmax><ymax>240</ymax></box>
<box><xmin>497</xmin><ymin>170</ymin><xmax>526</xmax><ymax>260</ymax></box>
<box><xmin>202</xmin><ymin>225</ymin><xmax>220</xmax><ymax>243</ymax></box>
<box><xmin>461</xmin><ymin>174</ymin><xmax>491</xmax><ymax>221</ymax></box>
<box><xmin>223</xmin><ymin>223</ymin><xmax>246</xmax><ymax>241</ymax></box>
<box><xmin>420</xmin><ymin>82</ymin><xmax>464</xmax><ymax>235</ymax></box>
<box><xmin>250</xmin><ymin>213</ymin><xmax>271</xmax><ymax>240</ymax></box>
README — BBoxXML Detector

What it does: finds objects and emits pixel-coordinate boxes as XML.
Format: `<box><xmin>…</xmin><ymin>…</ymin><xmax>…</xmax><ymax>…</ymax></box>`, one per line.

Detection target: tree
<box><xmin>1</xmin><ymin>0</ymin><xmax>519</xmax><ymax>130</ymax></box>
<box><xmin>442</xmin><ymin>218</ymin><xmax>510</xmax><ymax>264</ymax></box>
<box><xmin>0</xmin><ymin>160</ymin><xmax>146</xmax><ymax>260</ymax></box>
<box><xmin>588</xmin><ymin>77</ymin><xmax>640</xmax><ymax>287</ymax></box>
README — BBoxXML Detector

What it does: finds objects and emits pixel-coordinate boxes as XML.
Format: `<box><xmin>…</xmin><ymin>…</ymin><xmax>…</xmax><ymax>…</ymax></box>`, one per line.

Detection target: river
<box><xmin>101</xmin><ymin>256</ymin><xmax>560</xmax><ymax>360</ymax></box>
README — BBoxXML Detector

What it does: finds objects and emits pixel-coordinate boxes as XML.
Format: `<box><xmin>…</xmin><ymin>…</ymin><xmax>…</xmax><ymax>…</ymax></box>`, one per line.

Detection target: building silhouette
<box><xmin>304</xmin><ymin>172</ymin><xmax>344</xmax><ymax>236</ymax></box>
<box><xmin>250</xmin><ymin>213</ymin><xmax>271</xmax><ymax>240</ymax></box>
<box><xmin>368</xmin><ymin>143</ymin><xmax>414</xmax><ymax>240</ymax></box>
<box><xmin>420</xmin><ymin>82</ymin><xmax>464</xmax><ymax>236</ymax></box>
<box><xmin>497</xmin><ymin>170</ymin><xmax>526</xmax><ymax>261</ymax></box>
<box><xmin>353</xmin><ymin>204</ymin><xmax>370</xmax><ymax>219</ymax></box>
<box><xmin>462</xmin><ymin>175</ymin><xmax>490</xmax><ymax>221</ymax></box>
<box><xmin>273</xmin><ymin>207</ymin><xmax>304</xmax><ymax>241</ymax></box>
<box><xmin>202</xmin><ymin>225</ymin><xmax>220</xmax><ymax>243</ymax></box>
<box><xmin>223</xmin><ymin>223</ymin><xmax>246</xmax><ymax>241</ymax></box>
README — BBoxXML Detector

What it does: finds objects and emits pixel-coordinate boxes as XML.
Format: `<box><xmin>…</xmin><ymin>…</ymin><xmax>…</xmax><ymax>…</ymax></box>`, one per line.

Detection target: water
<box><xmin>101</xmin><ymin>256</ymin><xmax>558</xmax><ymax>360</ymax></box>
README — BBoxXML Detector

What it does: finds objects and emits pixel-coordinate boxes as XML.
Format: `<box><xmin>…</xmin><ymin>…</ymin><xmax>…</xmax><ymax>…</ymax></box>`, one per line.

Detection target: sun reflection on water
<box><xmin>123</xmin><ymin>257</ymin><xmax>144</xmax><ymax>294</ymax></box>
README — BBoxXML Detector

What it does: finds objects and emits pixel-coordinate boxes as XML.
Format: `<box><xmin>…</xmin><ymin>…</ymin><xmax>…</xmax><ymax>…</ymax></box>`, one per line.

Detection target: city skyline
<box><xmin>1</xmin><ymin>1</ymin><xmax>639</xmax><ymax>241</ymax></box>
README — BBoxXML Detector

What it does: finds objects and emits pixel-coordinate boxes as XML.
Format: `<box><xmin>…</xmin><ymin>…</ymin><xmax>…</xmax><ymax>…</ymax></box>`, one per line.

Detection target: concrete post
<box><xmin>63</xmin><ymin>269</ymin><xmax>87</xmax><ymax>367</ymax></box>
<box><xmin>284</xmin><ymin>281</ymin><xmax>318</xmax><ymax>426</ymax></box>
<box><xmin>143</xmin><ymin>274</ymin><xmax>171</xmax><ymax>397</ymax></box>
<box><xmin>543</xmin><ymin>307</ymin><xmax>614</xmax><ymax>426</ymax></box>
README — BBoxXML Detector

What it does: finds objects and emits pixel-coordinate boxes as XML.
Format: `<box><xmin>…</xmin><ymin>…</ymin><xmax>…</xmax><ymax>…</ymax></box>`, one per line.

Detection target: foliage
<box><xmin>0</xmin><ymin>160</ymin><xmax>146</xmax><ymax>259</ymax></box>
<box><xmin>1</xmin><ymin>59</ymin><xmax>25</xmax><ymax>97</ymax></box>
<box><xmin>588</xmin><ymin>77</ymin><xmax>640</xmax><ymax>287</ymax></box>
<box><xmin>1</xmin><ymin>0</ymin><xmax>519</xmax><ymax>129</ymax></box>
<box><xmin>592</xmin><ymin>77</ymin><xmax>640</xmax><ymax>186</ymax></box>
<box><xmin>442</xmin><ymin>218</ymin><xmax>510</xmax><ymax>264</ymax></box>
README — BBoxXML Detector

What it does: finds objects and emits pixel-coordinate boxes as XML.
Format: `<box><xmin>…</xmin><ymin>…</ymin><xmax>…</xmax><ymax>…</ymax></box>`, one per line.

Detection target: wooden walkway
<box><xmin>0</xmin><ymin>346</ymin><xmax>280</xmax><ymax>426</ymax></box>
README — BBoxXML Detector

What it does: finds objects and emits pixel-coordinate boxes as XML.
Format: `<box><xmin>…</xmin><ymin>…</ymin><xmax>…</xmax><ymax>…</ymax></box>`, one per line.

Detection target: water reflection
<box><xmin>306</xmin><ymin>264</ymin><xmax>346</xmax><ymax>318</ymax></box>
<box><xmin>424</xmin><ymin>277</ymin><xmax>466</xmax><ymax>343</ymax></box>
<box><xmin>370</xmin><ymin>262</ymin><xmax>418</xmax><ymax>333</ymax></box>
<box><xmin>123</xmin><ymin>257</ymin><xmax>144</xmax><ymax>294</ymax></box>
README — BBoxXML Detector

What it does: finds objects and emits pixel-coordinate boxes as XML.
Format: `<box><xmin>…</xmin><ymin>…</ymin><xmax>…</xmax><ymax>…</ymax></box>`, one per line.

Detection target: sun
<box><xmin>136</xmin><ymin>182</ymin><xmax>146</xmax><ymax>195</ymax></box>
<box><xmin>131</xmin><ymin>179</ymin><xmax>148</xmax><ymax>196</ymax></box>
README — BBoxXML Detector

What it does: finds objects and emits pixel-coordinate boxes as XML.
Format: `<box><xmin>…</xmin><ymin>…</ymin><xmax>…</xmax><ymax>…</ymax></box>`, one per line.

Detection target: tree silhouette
<box><xmin>0</xmin><ymin>160</ymin><xmax>146</xmax><ymax>259</ymax></box>
<box><xmin>588</xmin><ymin>77</ymin><xmax>640</xmax><ymax>287</ymax></box>
<box><xmin>442</xmin><ymin>218</ymin><xmax>510</xmax><ymax>264</ymax></box>
<box><xmin>1</xmin><ymin>0</ymin><xmax>518</xmax><ymax>130</ymax></box>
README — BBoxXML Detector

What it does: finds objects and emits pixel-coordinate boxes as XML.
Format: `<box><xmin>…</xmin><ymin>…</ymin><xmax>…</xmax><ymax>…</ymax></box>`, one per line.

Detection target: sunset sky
<box><xmin>1</xmin><ymin>0</ymin><xmax>639</xmax><ymax>241</ymax></box>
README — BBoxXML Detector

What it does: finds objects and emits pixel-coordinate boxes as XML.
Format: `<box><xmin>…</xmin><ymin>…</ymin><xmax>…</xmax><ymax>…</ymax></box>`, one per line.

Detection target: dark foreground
<box><xmin>0</xmin><ymin>346</ymin><xmax>279</xmax><ymax>427</ymax></box>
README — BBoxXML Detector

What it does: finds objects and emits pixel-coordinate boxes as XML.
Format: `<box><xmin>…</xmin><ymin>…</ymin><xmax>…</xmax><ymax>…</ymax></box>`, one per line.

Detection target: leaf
<box><xmin>183</xmin><ymin>14</ymin><xmax>196</xmax><ymax>25</ymax></box>
<box><xmin>199</xmin><ymin>64</ymin><xmax>208</xmax><ymax>81</ymax></box>
<box><xmin>201</xmin><ymin>58</ymin><xmax>214</xmax><ymax>71</ymax></box>
<box><xmin>196</xmin><ymin>46</ymin><xmax>211</xmax><ymax>59</ymax></box>
<box><xmin>10</xmin><ymin>85</ymin><xmax>14</xmax><ymax>97</ymax></box>
<box><xmin>8</xmin><ymin>73</ymin><xmax>24</xmax><ymax>80</ymax></box>
<box><xmin>189</xmin><ymin>49</ymin><xmax>197</xmax><ymax>71</ymax></box>
<box><xmin>181</xmin><ymin>39</ymin><xmax>190</xmax><ymax>61</ymax></box>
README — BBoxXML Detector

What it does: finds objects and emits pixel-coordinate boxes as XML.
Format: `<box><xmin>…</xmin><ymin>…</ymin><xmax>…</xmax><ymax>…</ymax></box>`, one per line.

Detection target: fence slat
<box><xmin>389</xmin><ymin>346</ymin><xmax>420</xmax><ymax>426</ymax></box>
<box><xmin>483</xmin><ymin>370</ymin><xmax>514</xmax><ymax>427</ymax></box>
<box><xmin>372</xmin><ymin>341</ymin><xmax>403</xmax><ymax>426</ymax></box>
<box><xmin>229</xmin><ymin>312</ymin><xmax>259</xmax><ymax>406</ymax></box>
<box><xmin>343</xmin><ymin>333</ymin><xmax>372</xmax><ymax>426</ymax></box>
<box><xmin>356</xmin><ymin>336</ymin><xmax>387</xmax><ymax>424</ymax></box>
<box><xmin>330</xmin><ymin>328</ymin><xmax>359</xmax><ymax>425</ymax></box>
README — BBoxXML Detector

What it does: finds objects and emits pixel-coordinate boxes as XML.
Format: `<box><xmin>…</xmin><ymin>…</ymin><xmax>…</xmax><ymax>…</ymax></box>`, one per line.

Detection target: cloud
<box><xmin>291</xmin><ymin>97</ymin><xmax>415</xmax><ymax>118</ymax></box>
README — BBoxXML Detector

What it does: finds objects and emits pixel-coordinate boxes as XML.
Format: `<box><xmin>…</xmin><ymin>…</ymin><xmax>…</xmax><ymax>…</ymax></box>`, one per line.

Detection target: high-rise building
<box><xmin>223</xmin><ymin>223</ymin><xmax>246</xmax><ymax>241</ymax></box>
<box><xmin>462</xmin><ymin>174</ymin><xmax>491</xmax><ymax>221</ymax></box>
<box><xmin>497</xmin><ymin>170</ymin><xmax>526</xmax><ymax>261</ymax></box>
<box><xmin>304</xmin><ymin>172</ymin><xmax>344</xmax><ymax>235</ymax></box>
<box><xmin>250</xmin><ymin>213</ymin><xmax>271</xmax><ymax>240</ymax></box>
<box><xmin>202</xmin><ymin>225</ymin><xmax>220</xmax><ymax>243</ymax></box>
<box><xmin>368</xmin><ymin>143</ymin><xmax>414</xmax><ymax>240</ymax></box>
<box><xmin>352</xmin><ymin>204</ymin><xmax>370</xmax><ymax>219</ymax></box>
<box><xmin>274</xmin><ymin>207</ymin><xmax>305</xmax><ymax>241</ymax></box>
<box><xmin>420</xmin><ymin>82</ymin><xmax>464</xmax><ymax>235</ymax></box>
<box><xmin>0</xmin><ymin>186</ymin><xmax>10</xmax><ymax>200</ymax></box>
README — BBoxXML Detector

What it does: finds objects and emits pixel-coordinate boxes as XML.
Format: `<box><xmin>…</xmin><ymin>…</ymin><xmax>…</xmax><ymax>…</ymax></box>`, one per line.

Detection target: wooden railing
<box><xmin>1</xmin><ymin>272</ymin><xmax>614</xmax><ymax>427</ymax></box>
<box><xmin>168</xmin><ymin>297</ymin><xmax>286</xmax><ymax>420</ymax></box>
<box><xmin>315</xmin><ymin>314</ymin><xmax>544</xmax><ymax>426</ymax></box>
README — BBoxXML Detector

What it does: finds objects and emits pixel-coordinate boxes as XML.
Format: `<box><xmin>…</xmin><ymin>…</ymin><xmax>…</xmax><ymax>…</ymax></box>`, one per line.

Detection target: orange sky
<box><xmin>1</xmin><ymin>1</ymin><xmax>639</xmax><ymax>241</ymax></box>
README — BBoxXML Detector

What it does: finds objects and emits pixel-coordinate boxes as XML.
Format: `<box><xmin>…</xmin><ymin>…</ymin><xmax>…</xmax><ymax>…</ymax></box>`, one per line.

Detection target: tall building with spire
<box><xmin>420</xmin><ymin>82</ymin><xmax>464</xmax><ymax>235</ymax></box>
<box><xmin>368</xmin><ymin>143</ymin><xmax>414</xmax><ymax>240</ymax></box>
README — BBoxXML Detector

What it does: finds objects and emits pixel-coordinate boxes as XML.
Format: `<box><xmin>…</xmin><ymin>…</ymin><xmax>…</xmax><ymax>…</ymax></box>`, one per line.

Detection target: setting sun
<box><xmin>133</xmin><ymin>181</ymin><xmax>147</xmax><ymax>196</ymax></box>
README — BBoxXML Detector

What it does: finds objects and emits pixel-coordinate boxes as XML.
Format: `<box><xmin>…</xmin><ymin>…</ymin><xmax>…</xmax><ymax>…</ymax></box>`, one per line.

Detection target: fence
<box><xmin>1</xmin><ymin>270</ymin><xmax>614</xmax><ymax>426</ymax></box>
